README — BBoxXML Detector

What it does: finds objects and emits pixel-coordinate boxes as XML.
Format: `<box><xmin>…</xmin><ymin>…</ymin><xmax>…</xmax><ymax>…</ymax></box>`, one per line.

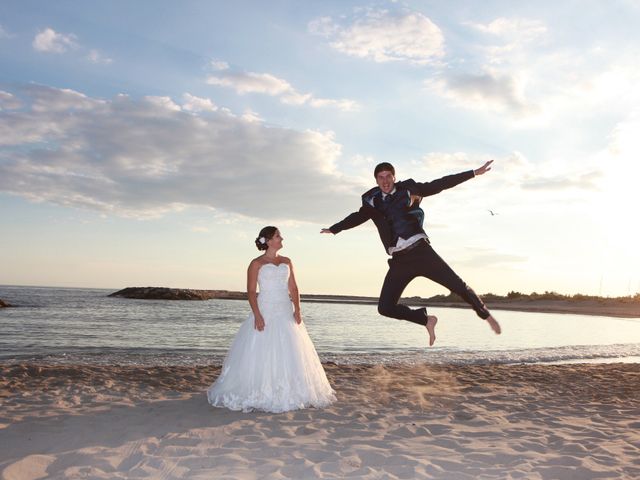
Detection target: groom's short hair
<box><xmin>374</xmin><ymin>162</ymin><xmax>395</xmax><ymax>178</ymax></box>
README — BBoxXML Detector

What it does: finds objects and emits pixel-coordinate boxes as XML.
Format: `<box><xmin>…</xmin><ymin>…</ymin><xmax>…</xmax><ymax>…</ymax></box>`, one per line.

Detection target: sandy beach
<box><xmin>1</xmin><ymin>362</ymin><xmax>639</xmax><ymax>479</ymax></box>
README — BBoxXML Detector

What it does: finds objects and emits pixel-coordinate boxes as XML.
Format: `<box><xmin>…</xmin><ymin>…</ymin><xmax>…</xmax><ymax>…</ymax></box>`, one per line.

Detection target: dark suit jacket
<box><xmin>329</xmin><ymin>170</ymin><xmax>475</xmax><ymax>253</ymax></box>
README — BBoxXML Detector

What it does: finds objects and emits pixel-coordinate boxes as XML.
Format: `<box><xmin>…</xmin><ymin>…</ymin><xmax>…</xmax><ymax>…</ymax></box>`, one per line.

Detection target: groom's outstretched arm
<box><xmin>413</xmin><ymin>170</ymin><xmax>474</xmax><ymax>197</ymax></box>
<box><xmin>321</xmin><ymin>207</ymin><xmax>371</xmax><ymax>235</ymax></box>
<box><xmin>414</xmin><ymin>160</ymin><xmax>493</xmax><ymax>197</ymax></box>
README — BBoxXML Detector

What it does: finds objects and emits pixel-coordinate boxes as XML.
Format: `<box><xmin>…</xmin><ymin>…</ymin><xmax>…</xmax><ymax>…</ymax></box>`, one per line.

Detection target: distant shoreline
<box><xmin>302</xmin><ymin>295</ymin><xmax>640</xmax><ymax>318</ymax></box>
<box><xmin>107</xmin><ymin>287</ymin><xmax>640</xmax><ymax>318</ymax></box>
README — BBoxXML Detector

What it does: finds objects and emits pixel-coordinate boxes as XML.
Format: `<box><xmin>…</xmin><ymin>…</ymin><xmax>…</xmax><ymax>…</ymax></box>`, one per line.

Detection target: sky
<box><xmin>1</xmin><ymin>0</ymin><xmax>639</xmax><ymax>298</ymax></box>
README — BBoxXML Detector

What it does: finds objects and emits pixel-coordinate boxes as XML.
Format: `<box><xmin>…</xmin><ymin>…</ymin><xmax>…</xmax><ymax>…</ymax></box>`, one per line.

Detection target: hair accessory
<box><xmin>259</xmin><ymin>237</ymin><xmax>266</xmax><ymax>244</ymax></box>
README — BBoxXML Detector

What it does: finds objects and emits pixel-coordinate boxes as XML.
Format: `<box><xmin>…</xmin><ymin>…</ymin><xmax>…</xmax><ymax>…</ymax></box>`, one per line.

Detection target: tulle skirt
<box><xmin>207</xmin><ymin>294</ymin><xmax>336</xmax><ymax>413</ymax></box>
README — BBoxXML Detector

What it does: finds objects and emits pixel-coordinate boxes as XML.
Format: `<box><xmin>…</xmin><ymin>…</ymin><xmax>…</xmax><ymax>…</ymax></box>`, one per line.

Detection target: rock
<box><xmin>108</xmin><ymin>287</ymin><xmax>246</xmax><ymax>301</ymax></box>
<box><xmin>0</xmin><ymin>299</ymin><xmax>10</xmax><ymax>308</ymax></box>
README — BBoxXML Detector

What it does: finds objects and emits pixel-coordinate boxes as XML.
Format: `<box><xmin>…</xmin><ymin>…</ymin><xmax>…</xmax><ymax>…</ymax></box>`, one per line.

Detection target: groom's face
<box><xmin>376</xmin><ymin>170</ymin><xmax>396</xmax><ymax>194</ymax></box>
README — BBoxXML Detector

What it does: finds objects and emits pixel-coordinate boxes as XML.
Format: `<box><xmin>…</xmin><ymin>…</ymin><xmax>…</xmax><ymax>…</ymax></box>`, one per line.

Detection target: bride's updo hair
<box><xmin>255</xmin><ymin>226</ymin><xmax>278</xmax><ymax>251</ymax></box>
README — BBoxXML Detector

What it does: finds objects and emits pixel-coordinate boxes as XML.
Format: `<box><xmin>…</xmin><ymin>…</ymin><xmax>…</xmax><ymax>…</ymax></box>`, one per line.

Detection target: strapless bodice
<box><xmin>257</xmin><ymin>263</ymin><xmax>290</xmax><ymax>303</ymax></box>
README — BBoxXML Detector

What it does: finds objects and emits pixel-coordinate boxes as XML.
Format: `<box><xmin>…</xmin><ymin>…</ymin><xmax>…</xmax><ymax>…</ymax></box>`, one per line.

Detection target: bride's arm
<box><xmin>247</xmin><ymin>260</ymin><xmax>265</xmax><ymax>331</ymax></box>
<box><xmin>287</xmin><ymin>259</ymin><xmax>302</xmax><ymax>324</ymax></box>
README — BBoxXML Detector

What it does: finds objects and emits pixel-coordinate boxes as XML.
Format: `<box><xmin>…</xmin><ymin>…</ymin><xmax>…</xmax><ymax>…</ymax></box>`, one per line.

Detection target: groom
<box><xmin>321</xmin><ymin>160</ymin><xmax>501</xmax><ymax>346</ymax></box>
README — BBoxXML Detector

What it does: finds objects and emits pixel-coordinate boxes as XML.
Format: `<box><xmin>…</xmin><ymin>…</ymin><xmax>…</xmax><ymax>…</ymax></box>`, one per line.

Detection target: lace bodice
<box><xmin>257</xmin><ymin>263</ymin><xmax>290</xmax><ymax>302</ymax></box>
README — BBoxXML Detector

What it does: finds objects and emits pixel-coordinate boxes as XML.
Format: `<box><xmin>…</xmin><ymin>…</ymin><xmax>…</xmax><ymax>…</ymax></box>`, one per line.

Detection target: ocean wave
<box><xmin>2</xmin><ymin>343</ymin><xmax>639</xmax><ymax>366</ymax></box>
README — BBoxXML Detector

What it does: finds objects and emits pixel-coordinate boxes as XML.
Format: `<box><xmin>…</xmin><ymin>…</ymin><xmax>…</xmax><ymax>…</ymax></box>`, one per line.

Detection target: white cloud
<box><xmin>32</xmin><ymin>27</ymin><xmax>113</xmax><ymax>65</ymax></box>
<box><xmin>0</xmin><ymin>84</ymin><xmax>362</xmax><ymax>222</ymax></box>
<box><xmin>207</xmin><ymin>69</ymin><xmax>358</xmax><ymax>112</ymax></box>
<box><xmin>417</xmin><ymin>17</ymin><xmax>552</xmax><ymax>118</ymax></box>
<box><xmin>0</xmin><ymin>24</ymin><xmax>11</xmax><ymax>39</ymax></box>
<box><xmin>308</xmin><ymin>17</ymin><xmax>339</xmax><ymax>37</ymax></box>
<box><xmin>209</xmin><ymin>59</ymin><xmax>230</xmax><ymax>71</ymax></box>
<box><xmin>142</xmin><ymin>95</ymin><xmax>181</xmax><ymax>112</ymax></box>
<box><xmin>241</xmin><ymin>109</ymin><xmax>262</xmax><ymax>123</ymax></box>
<box><xmin>520</xmin><ymin>171</ymin><xmax>602</xmax><ymax>191</ymax></box>
<box><xmin>464</xmin><ymin>17</ymin><xmax>548</xmax><ymax>68</ymax></box>
<box><xmin>182</xmin><ymin>93</ymin><xmax>217</xmax><ymax>112</ymax></box>
<box><xmin>24</xmin><ymin>85</ymin><xmax>105</xmax><ymax>113</ymax></box>
<box><xmin>33</xmin><ymin>28</ymin><xmax>78</xmax><ymax>53</ymax></box>
<box><xmin>309</xmin><ymin>9</ymin><xmax>444</xmax><ymax>65</ymax></box>
<box><xmin>308</xmin><ymin>97</ymin><xmax>359</xmax><ymax>111</ymax></box>
<box><xmin>417</xmin><ymin>150</ymin><xmax>602</xmax><ymax>193</ymax></box>
<box><xmin>596</xmin><ymin>115</ymin><xmax>640</xmax><ymax>198</ymax></box>
<box><xmin>426</xmin><ymin>70</ymin><xmax>537</xmax><ymax>116</ymax></box>
<box><xmin>208</xmin><ymin>71</ymin><xmax>291</xmax><ymax>95</ymax></box>
<box><xmin>428</xmin><ymin>17</ymin><xmax>637</xmax><ymax>131</ymax></box>
<box><xmin>87</xmin><ymin>49</ymin><xmax>113</xmax><ymax>64</ymax></box>
<box><xmin>467</xmin><ymin>17</ymin><xmax>547</xmax><ymax>39</ymax></box>
<box><xmin>424</xmin><ymin>16</ymin><xmax>640</xmax><ymax>122</ymax></box>
<box><xmin>0</xmin><ymin>91</ymin><xmax>22</xmax><ymax>110</ymax></box>
<box><xmin>585</xmin><ymin>115</ymin><xmax>640</xmax><ymax>257</ymax></box>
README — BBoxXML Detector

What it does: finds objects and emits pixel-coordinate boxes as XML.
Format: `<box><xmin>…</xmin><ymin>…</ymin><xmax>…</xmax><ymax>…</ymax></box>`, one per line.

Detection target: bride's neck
<box><xmin>264</xmin><ymin>250</ymin><xmax>279</xmax><ymax>259</ymax></box>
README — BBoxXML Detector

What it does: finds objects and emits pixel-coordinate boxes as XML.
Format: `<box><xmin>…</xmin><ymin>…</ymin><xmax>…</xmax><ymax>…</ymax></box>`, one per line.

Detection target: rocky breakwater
<box><xmin>108</xmin><ymin>287</ymin><xmax>247</xmax><ymax>301</ymax></box>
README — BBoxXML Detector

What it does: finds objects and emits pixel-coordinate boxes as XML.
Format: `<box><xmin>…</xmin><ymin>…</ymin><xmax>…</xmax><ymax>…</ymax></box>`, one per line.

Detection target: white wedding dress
<box><xmin>207</xmin><ymin>263</ymin><xmax>336</xmax><ymax>412</ymax></box>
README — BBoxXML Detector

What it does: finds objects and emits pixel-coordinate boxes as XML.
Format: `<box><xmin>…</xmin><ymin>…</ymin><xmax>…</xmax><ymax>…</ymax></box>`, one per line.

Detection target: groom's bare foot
<box><xmin>485</xmin><ymin>314</ymin><xmax>501</xmax><ymax>335</ymax></box>
<box><xmin>425</xmin><ymin>315</ymin><xmax>438</xmax><ymax>346</ymax></box>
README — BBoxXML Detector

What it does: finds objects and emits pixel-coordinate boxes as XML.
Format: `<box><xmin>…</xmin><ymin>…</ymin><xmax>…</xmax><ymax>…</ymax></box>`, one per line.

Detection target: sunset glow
<box><xmin>1</xmin><ymin>1</ymin><xmax>639</xmax><ymax>297</ymax></box>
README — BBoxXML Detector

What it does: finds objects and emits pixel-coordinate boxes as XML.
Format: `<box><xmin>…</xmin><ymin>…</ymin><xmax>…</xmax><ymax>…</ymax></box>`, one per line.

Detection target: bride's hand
<box><xmin>254</xmin><ymin>314</ymin><xmax>265</xmax><ymax>331</ymax></box>
<box><xmin>294</xmin><ymin>311</ymin><xmax>302</xmax><ymax>325</ymax></box>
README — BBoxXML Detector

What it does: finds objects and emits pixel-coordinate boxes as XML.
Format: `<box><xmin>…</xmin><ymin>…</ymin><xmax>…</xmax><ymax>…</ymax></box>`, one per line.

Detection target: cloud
<box><xmin>420</xmin><ymin>17</ymin><xmax>551</xmax><ymax>118</ymax></box>
<box><xmin>32</xmin><ymin>27</ymin><xmax>113</xmax><ymax>65</ymax></box>
<box><xmin>426</xmin><ymin>70</ymin><xmax>537</xmax><ymax>116</ymax></box>
<box><xmin>0</xmin><ymin>24</ymin><xmax>11</xmax><ymax>39</ymax></box>
<box><xmin>241</xmin><ymin>109</ymin><xmax>262</xmax><ymax>123</ymax></box>
<box><xmin>207</xmin><ymin>69</ymin><xmax>358</xmax><ymax>112</ymax></box>
<box><xmin>417</xmin><ymin>150</ymin><xmax>602</xmax><ymax>193</ymax></box>
<box><xmin>25</xmin><ymin>84</ymin><xmax>104</xmax><ymax>113</ymax></box>
<box><xmin>425</xmin><ymin>16</ymin><xmax>640</xmax><ymax>122</ymax></box>
<box><xmin>467</xmin><ymin>17</ymin><xmax>547</xmax><ymax>39</ymax></box>
<box><xmin>464</xmin><ymin>17</ymin><xmax>548</xmax><ymax>68</ymax></box>
<box><xmin>208</xmin><ymin>71</ymin><xmax>291</xmax><ymax>95</ymax></box>
<box><xmin>182</xmin><ymin>93</ymin><xmax>217</xmax><ymax>112</ymax></box>
<box><xmin>0</xmin><ymin>91</ymin><xmax>23</xmax><ymax>110</ymax></box>
<box><xmin>521</xmin><ymin>171</ymin><xmax>602</xmax><ymax>191</ymax></box>
<box><xmin>209</xmin><ymin>59</ymin><xmax>229</xmax><ymax>71</ymax></box>
<box><xmin>0</xmin><ymin>84</ymin><xmax>363</xmax><ymax>222</ymax></box>
<box><xmin>87</xmin><ymin>49</ymin><xmax>113</xmax><ymax>64</ymax></box>
<box><xmin>33</xmin><ymin>28</ymin><xmax>78</xmax><ymax>53</ymax></box>
<box><xmin>592</xmin><ymin>115</ymin><xmax>640</xmax><ymax>233</ymax></box>
<box><xmin>309</xmin><ymin>9</ymin><xmax>444</xmax><ymax>65</ymax></box>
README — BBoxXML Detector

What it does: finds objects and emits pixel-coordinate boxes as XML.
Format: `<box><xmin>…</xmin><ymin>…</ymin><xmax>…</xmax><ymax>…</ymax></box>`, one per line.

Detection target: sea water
<box><xmin>1</xmin><ymin>285</ymin><xmax>639</xmax><ymax>366</ymax></box>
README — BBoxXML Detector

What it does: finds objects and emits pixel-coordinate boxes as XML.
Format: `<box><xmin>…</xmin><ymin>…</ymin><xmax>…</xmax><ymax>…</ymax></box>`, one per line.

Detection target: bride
<box><xmin>207</xmin><ymin>226</ymin><xmax>336</xmax><ymax>412</ymax></box>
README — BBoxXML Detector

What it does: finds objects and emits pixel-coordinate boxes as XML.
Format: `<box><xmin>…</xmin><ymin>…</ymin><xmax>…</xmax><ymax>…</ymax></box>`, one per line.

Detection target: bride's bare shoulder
<box><xmin>248</xmin><ymin>256</ymin><xmax>266</xmax><ymax>270</ymax></box>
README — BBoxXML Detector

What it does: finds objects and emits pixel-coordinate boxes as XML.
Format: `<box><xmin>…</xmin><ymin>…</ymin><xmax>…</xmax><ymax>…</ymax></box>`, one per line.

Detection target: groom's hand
<box><xmin>474</xmin><ymin>159</ymin><xmax>494</xmax><ymax>176</ymax></box>
<box><xmin>320</xmin><ymin>228</ymin><xmax>334</xmax><ymax>234</ymax></box>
